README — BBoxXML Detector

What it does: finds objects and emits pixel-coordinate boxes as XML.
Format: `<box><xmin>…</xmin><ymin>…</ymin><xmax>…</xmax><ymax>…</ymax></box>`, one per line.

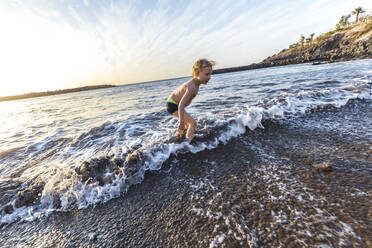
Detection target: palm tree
<box><xmin>352</xmin><ymin>7</ymin><xmax>366</xmax><ymax>24</ymax></box>
<box><xmin>339</xmin><ymin>14</ymin><xmax>351</xmax><ymax>26</ymax></box>
<box><xmin>336</xmin><ymin>14</ymin><xmax>352</xmax><ymax>30</ymax></box>
<box><xmin>310</xmin><ymin>33</ymin><xmax>315</xmax><ymax>45</ymax></box>
<box><xmin>300</xmin><ymin>35</ymin><xmax>305</xmax><ymax>49</ymax></box>
<box><xmin>344</xmin><ymin>14</ymin><xmax>351</xmax><ymax>25</ymax></box>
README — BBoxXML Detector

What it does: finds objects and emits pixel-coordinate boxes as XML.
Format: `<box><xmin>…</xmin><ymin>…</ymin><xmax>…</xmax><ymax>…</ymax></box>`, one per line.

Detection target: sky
<box><xmin>0</xmin><ymin>0</ymin><xmax>371</xmax><ymax>97</ymax></box>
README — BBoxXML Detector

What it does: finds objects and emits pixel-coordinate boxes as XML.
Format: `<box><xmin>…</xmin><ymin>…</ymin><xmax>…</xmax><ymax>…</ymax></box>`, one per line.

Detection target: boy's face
<box><xmin>197</xmin><ymin>67</ymin><xmax>212</xmax><ymax>84</ymax></box>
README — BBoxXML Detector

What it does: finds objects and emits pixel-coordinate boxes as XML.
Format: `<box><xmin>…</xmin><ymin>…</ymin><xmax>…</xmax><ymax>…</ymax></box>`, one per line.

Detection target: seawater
<box><xmin>0</xmin><ymin>59</ymin><xmax>371</xmax><ymax>226</ymax></box>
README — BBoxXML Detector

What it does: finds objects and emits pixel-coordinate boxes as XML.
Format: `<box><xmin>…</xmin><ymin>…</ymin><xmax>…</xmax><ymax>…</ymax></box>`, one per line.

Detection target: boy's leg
<box><xmin>172</xmin><ymin>110</ymin><xmax>196</xmax><ymax>141</ymax></box>
<box><xmin>172</xmin><ymin>111</ymin><xmax>184</xmax><ymax>136</ymax></box>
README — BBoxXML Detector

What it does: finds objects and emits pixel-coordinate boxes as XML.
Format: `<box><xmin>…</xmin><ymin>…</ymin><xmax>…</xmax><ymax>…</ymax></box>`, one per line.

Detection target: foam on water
<box><xmin>189</xmin><ymin>178</ymin><xmax>258</xmax><ymax>247</ymax></box>
<box><xmin>0</xmin><ymin>65</ymin><xmax>371</xmax><ymax>226</ymax></box>
<box><xmin>186</xmin><ymin>152</ymin><xmax>364</xmax><ymax>247</ymax></box>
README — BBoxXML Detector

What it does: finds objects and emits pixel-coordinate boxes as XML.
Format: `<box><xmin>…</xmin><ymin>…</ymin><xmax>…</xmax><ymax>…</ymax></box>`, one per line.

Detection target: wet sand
<box><xmin>0</xmin><ymin>100</ymin><xmax>371</xmax><ymax>247</ymax></box>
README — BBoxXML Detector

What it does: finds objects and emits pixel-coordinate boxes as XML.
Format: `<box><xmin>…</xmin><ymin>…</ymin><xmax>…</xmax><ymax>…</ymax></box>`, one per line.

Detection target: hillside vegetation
<box><xmin>262</xmin><ymin>20</ymin><xmax>372</xmax><ymax>66</ymax></box>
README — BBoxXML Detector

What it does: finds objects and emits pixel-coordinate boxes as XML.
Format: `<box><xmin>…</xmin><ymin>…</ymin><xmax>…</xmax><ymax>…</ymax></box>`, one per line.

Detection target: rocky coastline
<box><xmin>0</xmin><ymin>84</ymin><xmax>116</xmax><ymax>102</ymax></box>
<box><xmin>213</xmin><ymin>21</ymin><xmax>372</xmax><ymax>74</ymax></box>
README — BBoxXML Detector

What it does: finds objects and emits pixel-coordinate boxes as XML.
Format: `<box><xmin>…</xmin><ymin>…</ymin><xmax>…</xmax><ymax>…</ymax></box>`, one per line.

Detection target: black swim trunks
<box><xmin>166</xmin><ymin>102</ymin><xmax>178</xmax><ymax>114</ymax></box>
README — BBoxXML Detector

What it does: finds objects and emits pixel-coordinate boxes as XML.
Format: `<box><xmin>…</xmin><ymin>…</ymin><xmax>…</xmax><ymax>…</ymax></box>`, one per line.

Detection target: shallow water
<box><xmin>0</xmin><ymin>59</ymin><xmax>371</xmax><ymax>247</ymax></box>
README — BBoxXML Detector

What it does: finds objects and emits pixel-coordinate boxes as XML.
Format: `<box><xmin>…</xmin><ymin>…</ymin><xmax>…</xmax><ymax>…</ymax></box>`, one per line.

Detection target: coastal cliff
<box><xmin>213</xmin><ymin>20</ymin><xmax>372</xmax><ymax>74</ymax></box>
<box><xmin>262</xmin><ymin>21</ymin><xmax>372</xmax><ymax>65</ymax></box>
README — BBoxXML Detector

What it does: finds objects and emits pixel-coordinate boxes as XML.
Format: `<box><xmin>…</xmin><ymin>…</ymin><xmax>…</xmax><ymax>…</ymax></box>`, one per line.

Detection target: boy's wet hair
<box><xmin>193</xmin><ymin>58</ymin><xmax>215</xmax><ymax>77</ymax></box>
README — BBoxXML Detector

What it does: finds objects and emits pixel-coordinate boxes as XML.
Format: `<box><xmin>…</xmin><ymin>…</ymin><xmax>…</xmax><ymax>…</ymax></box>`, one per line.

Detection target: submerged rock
<box><xmin>312</xmin><ymin>161</ymin><xmax>332</xmax><ymax>171</ymax></box>
<box><xmin>73</xmin><ymin>150</ymin><xmax>146</xmax><ymax>188</ymax></box>
<box><xmin>75</xmin><ymin>156</ymin><xmax>123</xmax><ymax>185</ymax></box>
<box><xmin>3</xmin><ymin>204</ymin><xmax>14</xmax><ymax>214</ymax></box>
<box><xmin>125</xmin><ymin>149</ymin><xmax>143</xmax><ymax>165</ymax></box>
<box><xmin>312</xmin><ymin>61</ymin><xmax>323</xmax><ymax>65</ymax></box>
<box><xmin>14</xmin><ymin>184</ymin><xmax>44</xmax><ymax>208</ymax></box>
<box><xmin>123</xmin><ymin>149</ymin><xmax>146</xmax><ymax>185</ymax></box>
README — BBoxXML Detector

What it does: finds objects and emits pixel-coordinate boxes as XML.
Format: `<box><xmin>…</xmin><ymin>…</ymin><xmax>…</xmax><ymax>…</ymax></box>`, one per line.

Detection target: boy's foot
<box><xmin>168</xmin><ymin>133</ymin><xmax>186</xmax><ymax>144</ymax></box>
<box><xmin>178</xmin><ymin>133</ymin><xmax>186</xmax><ymax>140</ymax></box>
<box><xmin>188</xmin><ymin>138</ymin><xmax>197</xmax><ymax>145</ymax></box>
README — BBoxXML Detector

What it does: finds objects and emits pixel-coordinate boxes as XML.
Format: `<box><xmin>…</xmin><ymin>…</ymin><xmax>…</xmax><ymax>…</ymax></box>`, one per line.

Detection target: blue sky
<box><xmin>0</xmin><ymin>0</ymin><xmax>371</xmax><ymax>96</ymax></box>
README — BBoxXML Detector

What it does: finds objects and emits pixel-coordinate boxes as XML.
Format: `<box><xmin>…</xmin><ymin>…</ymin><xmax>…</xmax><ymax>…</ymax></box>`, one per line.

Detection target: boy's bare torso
<box><xmin>169</xmin><ymin>79</ymin><xmax>199</xmax><ymax>107</ymax></box>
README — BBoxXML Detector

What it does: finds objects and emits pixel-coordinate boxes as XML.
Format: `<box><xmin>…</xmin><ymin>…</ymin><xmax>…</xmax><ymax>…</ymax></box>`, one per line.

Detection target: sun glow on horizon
<box><xmin>0</xmin><ymin>5</ymin><xmax>108</xmax><ymax>97</ymax></box>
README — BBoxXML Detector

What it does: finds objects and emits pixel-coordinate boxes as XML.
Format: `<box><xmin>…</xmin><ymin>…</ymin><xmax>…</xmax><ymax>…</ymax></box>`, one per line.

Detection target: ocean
<box><xmin>0</xmin><ymin>59</ymin><xmax>371</xmax><ymax>247</ymax></box>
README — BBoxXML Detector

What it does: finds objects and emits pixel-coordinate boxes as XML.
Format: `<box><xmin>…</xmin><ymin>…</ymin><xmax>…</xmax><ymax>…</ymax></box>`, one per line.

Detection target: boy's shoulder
<box><xmin>185</xmin><ymin>79</ymin><xmax>197</xmax><ymax>89</ymax></box>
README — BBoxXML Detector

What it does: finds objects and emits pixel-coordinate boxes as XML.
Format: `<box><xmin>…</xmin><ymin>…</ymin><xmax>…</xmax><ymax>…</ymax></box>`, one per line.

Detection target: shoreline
<box><xmin>212</xmin><ymin>57</ymin><xmax>370</xmax><ymax>75</ymax></box>
<box><xmin>1</xmin><ymin>99</ymin><xmax>370</xmax><ymax>247</ymax></box>
<box><xmin>0</xmin><ymin>57</ymin><xmax>368</xmax><ymax>103</ymax></box>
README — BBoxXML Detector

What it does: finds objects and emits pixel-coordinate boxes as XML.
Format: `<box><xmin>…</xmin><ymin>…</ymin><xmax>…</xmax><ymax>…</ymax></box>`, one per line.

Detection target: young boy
<box><xmin>166</xmin><ymin>59</ymin><xmax>215</xmax><ymax>142</ymax></box>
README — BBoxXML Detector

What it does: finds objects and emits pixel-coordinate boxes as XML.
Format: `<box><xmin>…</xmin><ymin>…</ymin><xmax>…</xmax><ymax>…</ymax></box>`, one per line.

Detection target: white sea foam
<box><xmin>209</xmin><ymin>234</ymin><xmax>226</xmax><ymax>248</ymax></box>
